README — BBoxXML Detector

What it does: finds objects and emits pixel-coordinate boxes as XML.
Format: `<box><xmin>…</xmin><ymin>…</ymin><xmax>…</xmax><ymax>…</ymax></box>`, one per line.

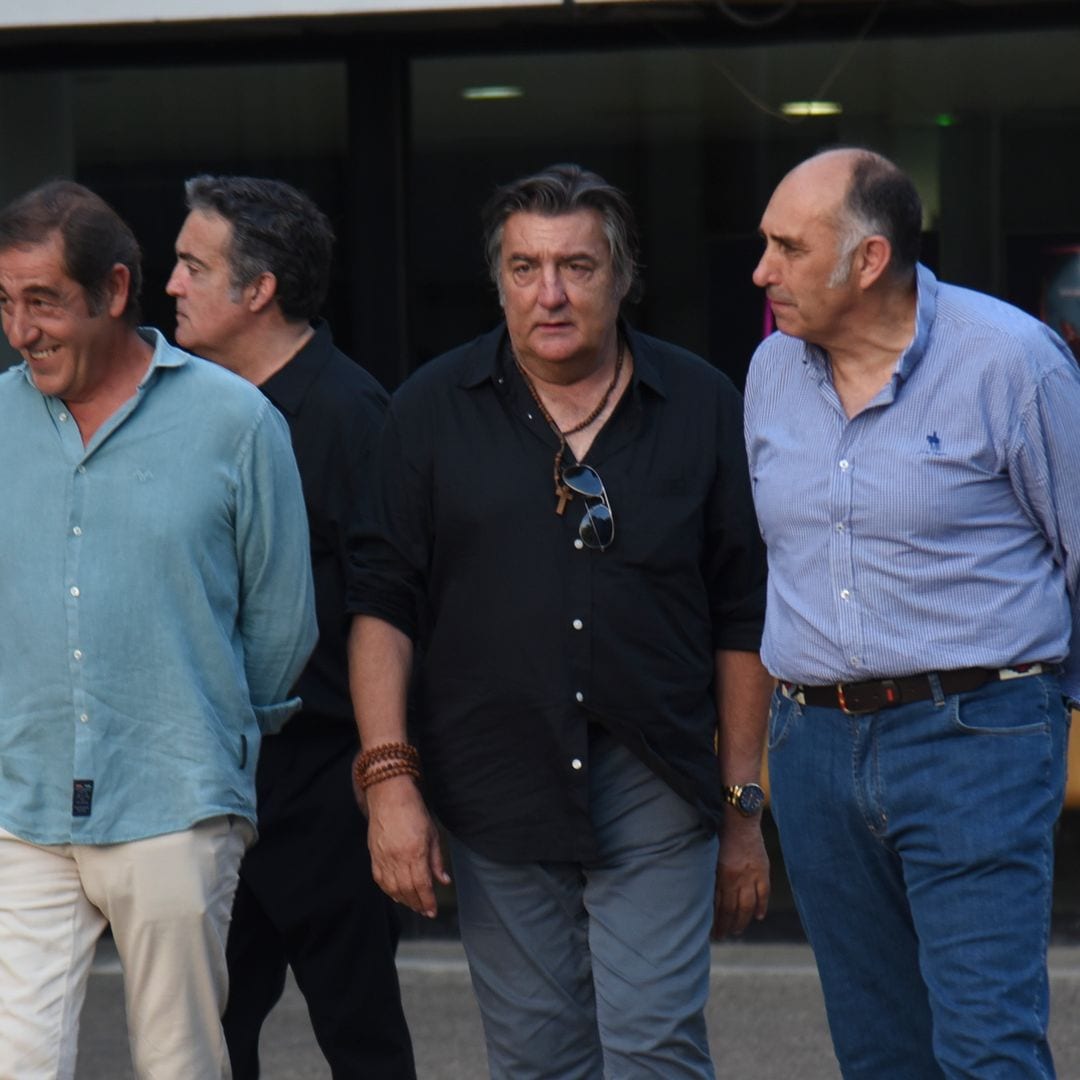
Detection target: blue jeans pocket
<box><xmin>949</xmin><ymin>675</ymin><xmax>1053</xmax><ymax>736</ymax></box>
<box><xmin>768</xmin><ymin>690</ymin><xmax>800</xmax><ymax>751</ymax></box>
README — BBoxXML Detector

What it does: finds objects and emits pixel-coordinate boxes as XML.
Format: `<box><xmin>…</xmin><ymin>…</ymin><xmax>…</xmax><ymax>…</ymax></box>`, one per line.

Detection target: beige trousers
<box><xmin>0</xmin><ymin>816</ymin><xmax>252</xmax><ymax>1080</ymax></box>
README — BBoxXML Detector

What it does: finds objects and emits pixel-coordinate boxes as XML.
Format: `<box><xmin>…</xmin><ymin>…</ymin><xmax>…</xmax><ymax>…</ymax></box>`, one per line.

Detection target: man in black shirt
<box><xmin>167</xmin><ymin>175</ymin><xmax>415</xmax><ymax>1080</ymax></box>
<box><xmin>348</xmin><ymin>164</ymin><xmax>772</xmax><ymax>1078</ymax></box>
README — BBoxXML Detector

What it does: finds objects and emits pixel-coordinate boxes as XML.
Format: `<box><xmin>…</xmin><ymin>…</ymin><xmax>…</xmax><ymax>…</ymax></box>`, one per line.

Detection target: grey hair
<box><xmin>183</xmin><ymin>175</ymin><xmax>334</xmax><ymax>322</ymax></box>
<box><xmin>827</xmin><ymin>220</ymin><xmax>865</xmax><ymax>288</ymax></box>
<box><xmin>827</xmin><ymin>149</ymin><xmax>923</xmax><ymax>287</ymax></box>
<box><xmin>481</xmin><ymin>163</ymin><xmax>641</xmax><ymax>304</ymax></box>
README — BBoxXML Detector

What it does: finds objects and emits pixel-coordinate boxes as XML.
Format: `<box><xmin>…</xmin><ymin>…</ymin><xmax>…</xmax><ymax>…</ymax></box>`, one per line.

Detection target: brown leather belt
<box><xmin>781</xmin><ymin>663</ymin><xmax>1056</xmax><ymax>715</ymax></box>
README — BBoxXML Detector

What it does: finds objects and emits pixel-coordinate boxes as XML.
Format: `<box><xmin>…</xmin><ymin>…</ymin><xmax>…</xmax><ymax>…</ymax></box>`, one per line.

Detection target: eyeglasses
<box><xmin>561</xmin><ymin>463</ymin><xmax>614</xmax><ymax>551</ymax></box>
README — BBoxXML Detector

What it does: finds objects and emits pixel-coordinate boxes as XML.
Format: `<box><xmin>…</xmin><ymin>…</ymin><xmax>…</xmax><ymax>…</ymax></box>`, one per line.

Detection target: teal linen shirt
<box><xmin>0</xmin><ymin>329</ymin><xmax>316</xmax><ymax>845</ymax></box>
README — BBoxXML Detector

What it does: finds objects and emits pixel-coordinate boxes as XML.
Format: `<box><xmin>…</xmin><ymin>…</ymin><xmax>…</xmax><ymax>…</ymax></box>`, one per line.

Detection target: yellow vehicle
<box><xmin>1068</xmin><ymin>710</ymin><xmax>1079</xmax><ymax>807</ymax></box>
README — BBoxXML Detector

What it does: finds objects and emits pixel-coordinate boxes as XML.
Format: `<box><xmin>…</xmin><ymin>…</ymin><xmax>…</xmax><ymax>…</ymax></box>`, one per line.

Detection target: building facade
<box><xmin>1</xmin><ymin>0</ymin><xmax>1077</xmax><ymax>385</ymax></box>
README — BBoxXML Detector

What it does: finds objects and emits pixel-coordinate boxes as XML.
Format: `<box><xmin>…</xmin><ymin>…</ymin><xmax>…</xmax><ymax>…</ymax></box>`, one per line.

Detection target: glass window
<box><xmin>410</xmin><ymin>28</ymin><xmax>1080</xmax><ymax>383</ymax></box>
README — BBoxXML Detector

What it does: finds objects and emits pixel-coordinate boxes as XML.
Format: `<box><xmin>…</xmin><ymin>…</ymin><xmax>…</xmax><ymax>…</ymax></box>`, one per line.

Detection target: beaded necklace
<box><xmin>515</xmin><ymin>334</ymin><xmax>625</xmax><ymax>515</ymax></box>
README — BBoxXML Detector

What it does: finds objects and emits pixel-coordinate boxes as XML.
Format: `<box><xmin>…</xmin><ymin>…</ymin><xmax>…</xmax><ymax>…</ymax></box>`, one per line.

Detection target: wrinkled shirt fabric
<box><xmin>745</xmin><ymin>263</ymin><xmax>1080</xmax><ymax>699</ymax></box>
<box><xmin>0</xmin><ymin>329</ymin><xmax>316</xmax><ymax>845</ymax></box>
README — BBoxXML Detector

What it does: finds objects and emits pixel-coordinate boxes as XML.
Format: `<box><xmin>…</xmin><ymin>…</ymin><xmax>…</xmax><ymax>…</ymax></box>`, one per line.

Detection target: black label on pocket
<box><xmin>72</xmin><ymin>779</ymin><xmax>94</xmax><ymax>817</ymax></box>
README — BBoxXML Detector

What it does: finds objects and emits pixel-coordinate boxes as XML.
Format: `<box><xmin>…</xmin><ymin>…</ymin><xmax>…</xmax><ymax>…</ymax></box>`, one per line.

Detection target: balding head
<box><xmin>753</xmin><ymin>148</ymin><xmax>921</xmax><ymax>345</ymax></box>
<box><xmin>785</xmin><ymin>148</ymin><xmax>923</xmax><ymax>285</ymax></box>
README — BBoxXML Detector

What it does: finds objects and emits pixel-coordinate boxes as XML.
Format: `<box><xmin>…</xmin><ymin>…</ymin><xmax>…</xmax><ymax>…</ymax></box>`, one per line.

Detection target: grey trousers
<box><xmin>450</xmin><ymin>726</ymin><xmax>718</xmax><ymax>1080</ymax></box>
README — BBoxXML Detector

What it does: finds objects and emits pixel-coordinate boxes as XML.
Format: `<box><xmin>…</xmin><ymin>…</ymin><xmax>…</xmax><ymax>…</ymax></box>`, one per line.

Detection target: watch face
<box><xmin>738</xmin><ymin>784</ymin><xmax>766</xmax><ymax>815</ymax></box>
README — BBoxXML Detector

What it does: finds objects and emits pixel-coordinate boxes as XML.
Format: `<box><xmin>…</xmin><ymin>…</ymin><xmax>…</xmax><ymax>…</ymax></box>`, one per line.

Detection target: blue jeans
<box><xmin>450</xmin><ymin>725</ymin><xmax>718</xmax><ymax>1080</ymax></box>
<box><xmin>768</xmin><ymin>672</ymin><xmax>1067</xmax><ymax>1079</ymax></box>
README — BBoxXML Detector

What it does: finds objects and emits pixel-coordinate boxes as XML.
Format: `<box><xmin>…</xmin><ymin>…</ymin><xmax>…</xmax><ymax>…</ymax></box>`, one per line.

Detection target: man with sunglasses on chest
<box><xmin>347</xmin><ymin>163</ymin><xmax>772</xmax><ymax>1078</ymax></box>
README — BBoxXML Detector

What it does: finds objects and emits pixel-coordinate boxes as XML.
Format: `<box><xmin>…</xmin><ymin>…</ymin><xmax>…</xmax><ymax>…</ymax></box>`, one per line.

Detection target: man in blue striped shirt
<box><xmin>745</xmin><ymin>147</ymin><xmax>1080</xmax><ymax>1078</ymax></box>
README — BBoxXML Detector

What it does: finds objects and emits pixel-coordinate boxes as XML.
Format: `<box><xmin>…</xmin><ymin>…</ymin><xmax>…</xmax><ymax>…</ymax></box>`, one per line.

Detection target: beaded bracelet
<box><xmin>359</xmin><ymin>759</ymin><xmax>421</xmax><ymax>790</ymax></box>
<box><xmin>355</xmin><ymin>741</ymin><xmax>419</xmax><ymax>774</ymax></box>
<box><xmin>352</xmin><ymin>742</ymin><xmax>421</xmax><ymax>792</ymax></box>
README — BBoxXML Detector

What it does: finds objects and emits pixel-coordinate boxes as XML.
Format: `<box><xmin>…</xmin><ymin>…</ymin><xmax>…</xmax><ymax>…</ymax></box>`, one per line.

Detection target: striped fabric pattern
<box><xmin>745</xmin><ymin>264</ymin><xmax>1080</xmax><ymax>699</ymax></box>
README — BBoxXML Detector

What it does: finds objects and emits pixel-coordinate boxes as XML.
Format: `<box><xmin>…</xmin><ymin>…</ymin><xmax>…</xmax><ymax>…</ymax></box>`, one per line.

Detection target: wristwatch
<box><xmin>723</xmin><ymin>782</ymin><xmax>766</xmax><ymax>817</ymax></box>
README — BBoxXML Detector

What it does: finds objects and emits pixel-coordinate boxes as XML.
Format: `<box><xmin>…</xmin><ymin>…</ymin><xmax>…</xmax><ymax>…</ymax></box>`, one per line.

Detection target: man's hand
<box><xmin>712</xmin><ymin>812</ymin><xmax>770</xmax><ymax>938</ymax></box>
<box><xmin>361</xmin><ymin>773</ymin><xmax>450</xmax><ymax>919</ymax></box>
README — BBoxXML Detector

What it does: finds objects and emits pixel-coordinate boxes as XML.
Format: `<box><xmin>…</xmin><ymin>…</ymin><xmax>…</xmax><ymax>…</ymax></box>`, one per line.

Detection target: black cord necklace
<box><xmin>515</xmin><ymin>335</ymin><xmax>625</xmax><ymax>516</ymax></box>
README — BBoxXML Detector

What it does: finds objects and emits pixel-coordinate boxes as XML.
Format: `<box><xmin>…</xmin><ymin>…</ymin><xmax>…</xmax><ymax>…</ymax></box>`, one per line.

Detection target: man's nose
<box><xmin>4</xmin><ymin>305</ymin><xmax>39</xmax><ymax>350</ymax></box>
<box><xmin>538</xmin><ymin>267</ymin><xmax>567</xmax><ymax>308</ymax></box>
<box><xmin>164</xmin><ymin>264</ymin><xmax>185</xmax><ymax>297</ymax></box>
<box><xmin>751</xmin><ymin>251</ymin><xmax>773</xmax><ymax>288</ymax></box>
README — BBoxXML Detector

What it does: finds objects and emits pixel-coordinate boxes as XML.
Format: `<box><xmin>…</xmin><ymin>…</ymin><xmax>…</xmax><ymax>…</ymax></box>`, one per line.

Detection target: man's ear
<box><xmin>247</xmin><ymin>271</ymin><xmax>278</xmax><ymax>313</ymax></box>
<box><xmin>856</xmin><ymin>235</ymin><xmax>893</xmax><ymax>290</ymax></box>
<box><xmin>105</xmin><ymin>263</ymin><xmax>131</xmax><ymax>319</ymax></box>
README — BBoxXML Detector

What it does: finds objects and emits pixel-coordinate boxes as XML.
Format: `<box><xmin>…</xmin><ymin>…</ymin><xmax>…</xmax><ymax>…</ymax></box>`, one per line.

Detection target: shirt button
<box><xmin>835</xmin><ymin>522</ymin><xmax>845</xmax><ymax>532</ymax></box>
<box><xmin>73</xmin><ymin>526</ymin><xmax>82</xmax><ymax>536</ymax></box>
<box><xmin>571</xmin><ymin>758</ymin><xmax>583</xmax><ymax>771</ymax></box>
<box><xmin>850</xmin><ymin>656</ymin><xmax>861</xmax><ymax>666</ymax></box>
<box><xmin>59</xmin><ymin>412</ymin><xmax>69</xmax><ymax>422</ymax></box>
<box><xmin>573</xmin><ymin>538</ymin><xmax>585</xmax><ymax>550</ymax></box>
<box><xmin>70</xmin><ymin>586</ymin><xmax>80</xmax><ymax>597</ymax></box>
<box><xmin>73</xmin><ymin>649</ymin><xmax>83</xmax><ymax>661</ymax></box>
<box><xmin>839</xmin><ymin>459</ymin><xmax>850</xmax><ymax>471</ymax></box>
<box><xmin>575</xmin><ymin>691</ymin><xmax>584</xmax><ymax>703</ymax></box>
<box><xmin>80</xmin><ymin>713</ymin><xmax>89</xmax><ymax>724</ymax></box>
<box><xmin>77</xmin><ymin>465</ymin><xmax>86</xmax><ymax>474</ymax></box>
<box><xmin>572</xmin><ymin>618</ymin><xmax>583</xmax><ymax>630</ymax></box>
<box><xmin>840</xmin><ymin>589</ymin><xmax>851</xmax><ymax>601</ymax></box>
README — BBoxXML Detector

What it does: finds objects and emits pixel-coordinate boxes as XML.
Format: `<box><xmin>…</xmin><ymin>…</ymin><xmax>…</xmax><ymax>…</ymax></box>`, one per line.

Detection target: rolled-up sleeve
<box><xmin>346</xmin><ymin>394</ymin><xmax>433</xmax><ymax>642</ymax></box>
<box><xmin>706</xmin><ymin>377</ymin><xmax>767</xmax><ymax>652</ymax></box>
<box><xmin>235</xmin><ymin>399</ymin><xmax>317</xmax><ymax>732</ymax></box>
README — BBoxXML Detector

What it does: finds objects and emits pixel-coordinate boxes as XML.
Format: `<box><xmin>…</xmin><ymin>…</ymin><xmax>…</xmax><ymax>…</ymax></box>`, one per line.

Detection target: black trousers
<box><xmin>222</xmin><ymin>719</ymin><xmax>416</xmax><ymax>1079</ymax></box>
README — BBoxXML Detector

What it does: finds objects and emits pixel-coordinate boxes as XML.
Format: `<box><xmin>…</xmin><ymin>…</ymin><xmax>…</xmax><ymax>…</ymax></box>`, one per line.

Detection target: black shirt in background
<box><xmin>262</xmin><ymin>319</ymin><xmax>388</xmax><ymax>730</ymax></box>
<box><xmin>348</xmin><ymin>322</ymin><xmax>765</xmax><ymax>862</ymax></box>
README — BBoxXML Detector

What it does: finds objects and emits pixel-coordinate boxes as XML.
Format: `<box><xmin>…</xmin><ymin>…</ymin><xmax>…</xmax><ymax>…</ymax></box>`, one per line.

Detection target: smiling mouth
<box><xmin>28</xmin><ymin>345</ymin><xmax>59</xmax><ymax>361</ymax></box>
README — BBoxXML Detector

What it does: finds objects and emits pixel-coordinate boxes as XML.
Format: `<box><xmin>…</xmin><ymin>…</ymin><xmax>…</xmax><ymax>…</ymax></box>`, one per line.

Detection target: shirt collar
<box><xmin>893</xmin><ymin>262</ymin><xmax>938</xmax><ymax>382</ymax></box>
<box><xmin>260</xmin><ymin>319</ymin><xmax>329</xmax><ymax>416</ymax></box>
<box><xmin>626</xmin><ymin>326</ymin><xmax>668</xmax><ymax>399</ymax></box>
<box><xmin>15</xmin><ymin>325</ymin><xmax>188</xmax><ymax>392</ymax></box>
<box><xmin>458</xmin><ymin>324</ymin><xmax>509</xmax><ymax>389</ymax></box>
<box><xmin>137</xmin><ymin>327</ymin><xmax>189</xmax><ymax>384</ymax></box>
<box><xmin>798</xmin><ymin>262</ymin><xmax>936</xmax><ymax>384</ymax></box>
<box><xmin>458</xmin><ymin>320</ymin><xmax>668</xmax><ymax>399</ymax></box>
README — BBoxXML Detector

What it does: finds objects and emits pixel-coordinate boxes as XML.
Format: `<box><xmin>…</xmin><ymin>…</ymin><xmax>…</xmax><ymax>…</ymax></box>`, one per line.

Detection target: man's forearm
<box><xmin>714</xmin><ymin>649</ymin><xmax>774</xmax><ymax>782</ymax></box>
<box><xmin>347</xmin><ymin>613</ymin><xmax>447</xmax><ymax>917</ymax></box>
<box><xmin>348</xmin><ymin>614</ymin><xmax>414</xmax><ymax>748</ymax></box>
<box><xmin>712</xmin><ymin>647</ymin><xmax>774</xmax><ymax>935</ymax></box>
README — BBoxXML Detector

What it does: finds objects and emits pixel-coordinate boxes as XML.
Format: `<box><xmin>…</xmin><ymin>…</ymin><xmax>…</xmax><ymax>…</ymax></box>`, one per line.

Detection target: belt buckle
<box><xmin>836</xmin><ymin>683</ymin><xmax>865</xmax><ymax>715</ymax></box>
<box><xmin>837</xmin><ymin>679</ymin><xmax>899</xmax><ymax>715</ymax></box>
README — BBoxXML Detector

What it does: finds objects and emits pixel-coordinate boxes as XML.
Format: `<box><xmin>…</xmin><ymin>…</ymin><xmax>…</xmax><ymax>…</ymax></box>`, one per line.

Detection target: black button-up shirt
<box><xmin>263</xmin><ymin>320</ymin><xmax>388</xmax><ymax>730</ymax></box>
<box><xmin>348</xmin><ymin>322</ymin><xmax>765</xmax><ymax>862</ymax></box>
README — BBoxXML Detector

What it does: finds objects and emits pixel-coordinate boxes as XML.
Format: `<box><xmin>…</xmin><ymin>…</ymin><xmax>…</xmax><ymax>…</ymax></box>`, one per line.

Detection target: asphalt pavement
<box><xmin>76</xmin><ymin>937</ymin><xmax>1080</xmax><ymax>1079</ymax></box>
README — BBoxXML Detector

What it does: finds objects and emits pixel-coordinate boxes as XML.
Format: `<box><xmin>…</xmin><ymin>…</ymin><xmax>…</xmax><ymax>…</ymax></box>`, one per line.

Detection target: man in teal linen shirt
<box><xmin>0</xmin><ymin>181</ymin><xmax>316</xmax><ymax>1079</ymax></box>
